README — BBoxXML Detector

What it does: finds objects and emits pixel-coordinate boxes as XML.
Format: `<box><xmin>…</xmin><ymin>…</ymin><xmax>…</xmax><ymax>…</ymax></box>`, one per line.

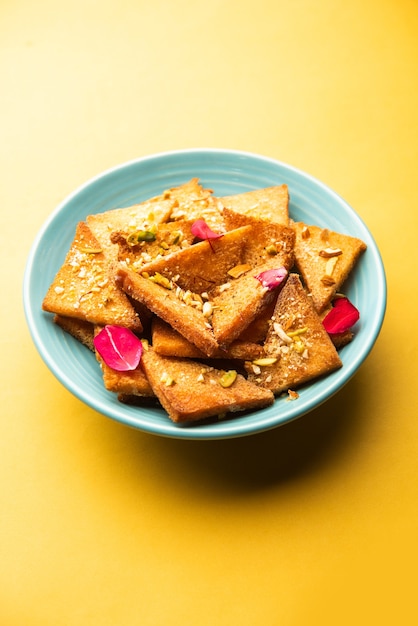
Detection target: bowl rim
<box><xmin>23</xmin><ymin>148</ymin><xmax>387</xmax><ymax>439</ymax></box>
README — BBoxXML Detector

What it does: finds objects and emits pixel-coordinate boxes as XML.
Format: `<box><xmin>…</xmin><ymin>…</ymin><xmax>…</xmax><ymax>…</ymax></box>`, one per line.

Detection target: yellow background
<box><xmin>1</xmin><ymin>1</ymin><xmax>417</xmax><ymax>624</ymax></box>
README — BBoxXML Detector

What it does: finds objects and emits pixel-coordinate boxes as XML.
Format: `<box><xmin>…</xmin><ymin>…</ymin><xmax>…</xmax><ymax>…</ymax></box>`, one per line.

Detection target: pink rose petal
<box><xmin>322</xmin><ymin>297</ymin><xmax>360</xmax><ymax>334</ymax></box>
<box><xmin>93</xmin><ymin>325</ymin><xmax>143</xmax><ymax>371</ymax></box>
<box><xmin>255</xmin><ymin>267</ymin><xmax>288</xmax><ymax>290</ymax></box>
<box><xmin>191</xmin><ymin>219</ymin><xmax>223</xmax><ymax>241</ymax></box>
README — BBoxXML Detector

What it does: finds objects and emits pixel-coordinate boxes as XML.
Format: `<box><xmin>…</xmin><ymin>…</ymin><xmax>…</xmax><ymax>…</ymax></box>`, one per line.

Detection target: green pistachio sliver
<box><xmin>287</xmin><ymin>327</ymin><xmax>308</xmax><ymax>337</ymax></box>
<box><xmin>148</xmin><ymin>272</ymin><xmax>172</xmax><ymax>289</ymax></box>
<box><xmin>265</xmin><ymin>244</ymin><xmax>278</xmax><ymax>255</ymax></box>
<box><xmin>219</xmin><ymin>370</ymin><xmax>237</xmax><ymax>388</ymax></box>
<box><xmin>127</xmin><ymin>229</ymin><xmax>157</xmax><ymax>246</ymax></box>
<box><xmin>252</xmin><ymin>357</ymin><xmax>278</xmax><ymax>366</ymax></box>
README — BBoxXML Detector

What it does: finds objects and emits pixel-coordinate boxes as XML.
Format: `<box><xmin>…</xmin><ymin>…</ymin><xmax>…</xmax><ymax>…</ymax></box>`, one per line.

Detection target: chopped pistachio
<box><xmin>265</xmin><ymin>244</ymin><xmax>278</xmax><ymax>255</ymax></box>
<box><xmin>219</xmin><ymin>370</ymin><xmax>237</xmax><ymax>388</ymax></box>
<box><xmin>148</xmin><ymin>272</ymin><xmax>172</xmax><ymax>289</ymax></box>
<box><xmin>287</xmin><ymin>327</ymin><xmax>307</xmax><ymax>337</ymax></box>
<box><xmin>252</xmin><ymin>357</ymin><xmax>278</xmax><ymax>366</ymax></box>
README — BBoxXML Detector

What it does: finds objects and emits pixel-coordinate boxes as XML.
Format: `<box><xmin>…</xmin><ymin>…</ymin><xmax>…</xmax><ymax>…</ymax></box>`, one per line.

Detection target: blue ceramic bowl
<box><xmin>23</xmin><ymin>149</ymin><xmax>386</xmax><ymax>439</ymax></box>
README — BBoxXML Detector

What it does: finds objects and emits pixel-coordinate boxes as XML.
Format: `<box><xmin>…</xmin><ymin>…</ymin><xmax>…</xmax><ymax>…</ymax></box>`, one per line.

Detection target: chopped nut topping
<box><xmin>265</xmin><ymin>244</ymin><xmax>278</xmax><ymax>255</ymax></box>
<box><xmin>320</xmin><ymin>228</ymin><xmax>330</xmax><ymax>241</ymax></box>
<box><xmin>227</xmin><ymin>264</ymin><xmax>252</xmax><ymax>278</ymax></box>
<box><xmin>273</xmin><ymin>322</ymin><xmax>293</xmax><ymax>344</ymax></box>
<box><xmin>160</xmin><ymin>372</ymin><xmax>175</xmax><ymax>386</ymax></box>
<box><xmin>321</xmin><ymin>275</ymin><xmax>336</xmax><ymax>286</ymax></box>
<box><xmin>301</xmin><ymin>226</ymin><xmax>310</xmax><ymax>239</ymax></box>
<box><xmin>319</xmin><ymin>247</ymin><xmax>343</xmax><ymax>258</ymax></box>
<box><xmin>252</xmin><ymin>357</ymin><xmax>278</xmax><ymax>366</ymax></box>
<box><xmin>325</xmin><ymin>256</ymin><xmax>339</xmax><ymax>277</ymax></box>
<box><xmin>219</xmin><ymin>370</ymin><xmax>237</xmax><ymax>388</ymax></box>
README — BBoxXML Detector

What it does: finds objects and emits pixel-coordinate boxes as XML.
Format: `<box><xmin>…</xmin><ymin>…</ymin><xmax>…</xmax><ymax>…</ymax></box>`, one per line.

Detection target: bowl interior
<box><xmin>23</xmin><ymin>149</ymin><xmax>386</xmax><ymax>439</ymax></box>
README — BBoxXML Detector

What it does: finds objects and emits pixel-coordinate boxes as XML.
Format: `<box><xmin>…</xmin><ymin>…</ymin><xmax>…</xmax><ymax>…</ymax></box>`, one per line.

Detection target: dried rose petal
<box><xmin>93</xmin><ymin>325</ymin><xmax>143</xmax><ymax>371</ymax></box>
<box><xmin>255</xmin><ymin>267</ymin><xmax>288</xmax><ymax>290</ymax></box>
<box><xmin>322</xmin><ymin>297</ymin><xmax>360</xmax><ymax>334</ymax></box>
<box><xmin>191</xmin><ymin>219</ymin><xmax>223</xmax><ymax>241</ymax></box>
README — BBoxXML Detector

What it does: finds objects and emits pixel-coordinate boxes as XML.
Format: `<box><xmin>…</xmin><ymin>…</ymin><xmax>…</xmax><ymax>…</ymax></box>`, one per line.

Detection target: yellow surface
<box><xmin>1</xmin><ymin>0</ymin><xmax>417</xmax><ymax>624</ymax></box>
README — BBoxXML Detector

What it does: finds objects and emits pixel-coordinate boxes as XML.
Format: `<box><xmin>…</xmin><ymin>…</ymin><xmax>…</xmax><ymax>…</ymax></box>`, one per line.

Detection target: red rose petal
<box><xmin>322</xmin><ymin>297</ymin><xmax>360</xmax><ymax>334</ymax></box>
<box><xmin>191</xmin><ymin>219</ymin><xmax>223</xmax><ymax>241</ymax></box>
<box><xmin>93</xmin><ymin>325</ymin><xmax>143</xmax><ymax>371</ymax></box>
<box><xmin>255</xmin><ymin>267</ymin><xmax>288</xmax><ymax>290</ymax></box>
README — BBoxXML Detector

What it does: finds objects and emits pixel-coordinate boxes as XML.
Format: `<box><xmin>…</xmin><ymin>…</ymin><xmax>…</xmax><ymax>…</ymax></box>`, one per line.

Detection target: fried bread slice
<box><xmin>110</xmin><ymin>219</ymin><xmax>195</xmax><ymax>270</ymax></box>
<box><xmin>53</xmin><ymin>315</ymin><xmax>95</xmax><ymax>351</ymax></box>
<box><xmin>165</xmin><ymin>178</ymin><xmax>224</xmax><ymax>230</ymax></box>
<box><xmin>210</xmin><ymin>257</ymin><xmax>289</xmax><ymax>348</ymax></box>
<box><xmin>245</xmin><ymin>273</ymin><xmax>342</xmax><ymax>394</ymax></box>
<box><xmin>86</xmin><ymin>198</ymin><xmax>174</xmax><ymax>263</ymax></box>
<box><xmin>96</xmin><ymin>355</ymin><xmax>155</xmax><ymax>397</ymax></box>
<box><xmin>141</xmin><ymin>347</ymin><xmax>274</xmax><ymax>423</ymax></box>
<box><xmin>293</xmin><ymin>222</ymin><xmax>367</xmax><ymax>313</ymax></box>
<box><xmin>137</xmin><ymin>225</ymin><xmax>252</xmax><ymax>294</ymax></box>
<box><xmin>222</xmin><ymin>208</ymin><xmax>295</xmax><ymax>267</ymax></box>
<box><xmin>116</xmin><ymin>266</ymin><xmax>220</xmax><ymax>357</ymax></box>
<box><xmin>219</xmin><ymin>184</ymin><xmax>289</xmax><ymax>225</ymax></box>
<box><xmin>42</xmin><ymin>222</ymin><xmax>142</xmax><ymax>331</ymax></box>
<box><xmin>151</xmin><ymin>317</ymin><xmax>265</xmax><ymax>360</ymax></box>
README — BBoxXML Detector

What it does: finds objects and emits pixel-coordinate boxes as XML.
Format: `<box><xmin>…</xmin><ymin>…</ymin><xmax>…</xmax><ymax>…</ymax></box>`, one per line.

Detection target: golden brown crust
<box><xmin>137</xmin><ymin>226</ymin><xmax>251</xmax><ymax>295</ymax></box>
<box><xmin>141</xmin><ymin>348</ymin><xmax>274</xmax><ymax>423</ymax></box>
<box><xmin>53</xmin><ymin>315</ymin><xmax>95</xmax><ymax>351</ymax></box>
<box><xmin>86</xmin><ymin>198</ymin><xmax>174</xmax><ymax>263</ymax></box>
<box><xmin>211</xmin><ymin>257</ymin><xmax>290</xmax><ymax>347</ymax></box>
<box><xmin>96</xmin><ymin>355</ymin><xmax>154</xmax><ymax>397</ymax></box>
<box><xmin>245</xmin><ymin>274</ymin><xmax>342</xmax><ymax>394</ymax></box>
<box><xmin>116</xmin><ymin>266</ymin><xmax>220</xmax><ymax>357</ymax></box>
<box><xmin>220</xmin><ymin>185</ymin><xmax>289</xmax><ymax>225</ymax></box>
<box><xmin>151</xmin><ymin>317</ymin><xmax>265</xmax><ymax>360</ymax></box>
<box><xmin>42</xmin><ymin>222</ymin><xmax>142</xmax><ymax>331</ymax></box>
<box><xmin>222</xmin><ymin>208</ymin><xmax>295</xmax><ymax>268</ymax></box>
<box><xmin>293</xmin><ymin>222</ymin><xmax>367</xmax><ymax>313</ymax></box>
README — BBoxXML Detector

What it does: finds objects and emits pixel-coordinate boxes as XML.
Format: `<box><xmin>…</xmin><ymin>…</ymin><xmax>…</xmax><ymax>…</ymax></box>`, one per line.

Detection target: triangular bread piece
<box><xmin>245</xmin><ymin>273</ymin><xmax>342</xmax><ymax>394</ymax></box>
<box><xmin>96</xmin><ymin>353</ymin><xmax>154</xmax><ymax>397</ymax></box>
<box><xmin>219</xmin><ymin>185</ymin><xmax>289</xmax><ymax>225</ymax></box>
<box><xmin>165</xmin><ymin>178</ymin><xmax>224</xmax><ymax>230</ymax></box>
<box><xmin>222</xmin><ymin>208</ymin><xmax>295</xmax><ymax>267</ymax></box>
<box><xmin>151</xmin><ymin>317</ymin><xmax>265</xmax><ymax>360</ymax></box>
<box><xmin>53</xmin><ymin>315</ymin><xmax>95</xmax><ymax>351</ymax></box>
<box><xmin>42</xmin><ymin>222</ymin><xmax>142</xmax><ymax>331</ymax></box>
<box><xmin>137</xmin><ymin>225</ymin><xmax>252</xmax><ymax>294</ymax></box>
<box><xmin>110</xmin><ymin>219</ymin><xmax>195</xmax><ymax>269</ymax></box>
<box><xmin>293</xmin><ymin>222</ymin><xmax>367</xmax><ymax>313</ymax></box>
<box><xmin>210</xmin><ymin>257</ymin><xmax>289</xmax><ymax>348</ymax></box>
<box><xmin>141</xmin><ymin>347</ymin><xmax>274</xmax><ymax>423</ymax></box>
<box><xmin>116</xmin><ymin>266</ymin><xmax>219</xmax><ymax>357</ymax></box>
<box><xmin>86</xmin><ymin>198</ymin><xmax>174</xmax><ymax>263</ymax></box>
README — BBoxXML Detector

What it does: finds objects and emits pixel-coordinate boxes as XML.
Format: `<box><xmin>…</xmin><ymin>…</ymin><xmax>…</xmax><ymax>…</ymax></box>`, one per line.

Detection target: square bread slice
<box><xmin>141</xmin><ymin>347</ymin><xmax>274</xmax><ymax>423</ymax></box>
<box><xmin>245</xmin><ymin>273</ymin><xmax>342</xmax><ymax>394</ymax></box>
<box><xmin>219</xmin><ymin>184</ymin><xmax>289</xmax><ymax>225</ymax></box>
<box><xmin>42</xmin><ymin>221</ymin><xmax>142</xmax><ymax>331</ymax></box>
<box><xmin>293</xmin><ymin>222</ymin><xmax>367</xmax><ymax>313</ymax></box>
